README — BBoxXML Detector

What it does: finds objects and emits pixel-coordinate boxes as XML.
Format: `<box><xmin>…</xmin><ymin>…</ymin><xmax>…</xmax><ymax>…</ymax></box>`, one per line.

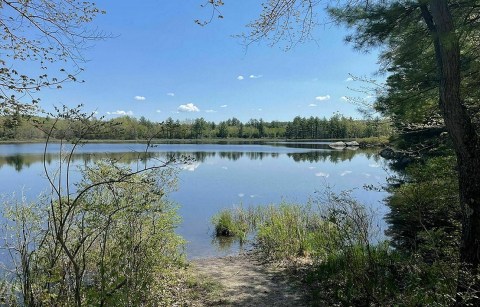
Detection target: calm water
<box><xmin>0</xmin><ymin>142</ymin><xmax>392</xmax><ymax>259</ymax></box>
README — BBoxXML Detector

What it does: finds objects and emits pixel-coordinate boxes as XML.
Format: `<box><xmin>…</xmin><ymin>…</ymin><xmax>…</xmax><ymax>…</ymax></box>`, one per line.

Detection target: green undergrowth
<box><xmin>356</xmin><ymin>135</ymin><xmax>390</xmax><ymax>147</ymax></box>
<box><xmin>211</xmin><ymin>188</ymin><xmax>462</xmax><ymax>305</ymax></box>
<box><xmin>211</xmin><ymin>206</ymin><xmax>256</xmax><ymax>242</ymax></box>
<box><xmin>211</xmin><ymin>192</ymin><xmax>371</xmax><ymax>261</ymax></box>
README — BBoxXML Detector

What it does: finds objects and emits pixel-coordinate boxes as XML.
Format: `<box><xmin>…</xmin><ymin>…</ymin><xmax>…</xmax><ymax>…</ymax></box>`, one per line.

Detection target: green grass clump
<box><xmin>211</xmin><ymin>207</ymin><xmax>252</xmax><ymax>242</ymax></box>
<box><xmin>211</xmin><ymin>202</ymin><xmax>342</xmax><ymax>260</ymax></box>
<box><xmin>255</xmin><ymin>203</ymin><xmax>337</xmax><ymax>260</ymax></box>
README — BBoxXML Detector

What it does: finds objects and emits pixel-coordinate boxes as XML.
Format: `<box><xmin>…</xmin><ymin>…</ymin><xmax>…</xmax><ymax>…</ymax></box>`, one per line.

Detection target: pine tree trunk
<box><xmin>425</xmin><ymin>0</ymin><xmax>480</xmax><ymax>303</ymax></box>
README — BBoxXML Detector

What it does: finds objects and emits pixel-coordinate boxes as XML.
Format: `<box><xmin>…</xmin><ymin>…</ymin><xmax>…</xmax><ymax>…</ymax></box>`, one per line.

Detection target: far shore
<box><xmin>0</xmin><ymin>136</ymin><xmax>389</xmax><ymax>146</ymax></box>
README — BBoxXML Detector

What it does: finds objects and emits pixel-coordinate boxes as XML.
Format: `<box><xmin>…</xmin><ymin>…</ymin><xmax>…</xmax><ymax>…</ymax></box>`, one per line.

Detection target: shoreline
<box><xmin>0</xmin><ymin>136</ymin><xmax>389</xmax><ymax>146</ymax></box>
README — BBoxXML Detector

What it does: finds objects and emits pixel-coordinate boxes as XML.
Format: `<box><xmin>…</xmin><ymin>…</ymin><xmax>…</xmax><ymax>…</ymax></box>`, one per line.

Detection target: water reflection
<box><xmin>0</xmin><ymin>152</ymin><xmax>159</xmax><ymax>172</ymax></box>
<box><xmin>288</xmin><ymin>148</ymin><xmax>378</xmax><ymax>163</ymax></box>
<box><xmin>181</xmin><ymin>162</ymin><xmax>201</xmax><ymax>172</ymax></box>
<box><xmin>0</xmin><ymin>147</ymin><xmax>382</xmax><ymax>172</ymax></box>
<box><xmin>0</xmin><ymin>143</ymin><xmax>391</xmax><ymax>259</ymax></box>
<box><xmin>210</xmin><ymin>235</ymin><xmax>253</xmax><ymax>256</ymax></box>
<box><xmin>270</xmin><ymin>142</ymin><xmax>331</xmax><ymax>150</ymax></box>
<box><xmin>211</xmin><ymin>236</ymin><xmax>241</xmax><ymax>252</ymax></box>
<box><xmin>4</xmin><ymin>154</ymin><xmax>26</xmax><ymax>172</ymax></box>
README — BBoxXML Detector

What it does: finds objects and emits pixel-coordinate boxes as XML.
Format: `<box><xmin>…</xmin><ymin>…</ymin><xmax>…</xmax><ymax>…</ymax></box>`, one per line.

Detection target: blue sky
<box><xmin>37</xmin><ymin>1</ymin><xmax>382</xmax><ymax>123</ymax></box>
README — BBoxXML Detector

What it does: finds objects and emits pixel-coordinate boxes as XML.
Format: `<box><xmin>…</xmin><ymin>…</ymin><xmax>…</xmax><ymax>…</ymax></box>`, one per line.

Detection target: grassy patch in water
<box><xmin>212</xmin><ymin>201</ymin><xmax>343</xmax><ymax>260</ymax></box>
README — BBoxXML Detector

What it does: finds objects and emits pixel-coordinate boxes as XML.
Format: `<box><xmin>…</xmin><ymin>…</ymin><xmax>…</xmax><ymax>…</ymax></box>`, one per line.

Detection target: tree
<box><xmin>163</xmin><ymin>117</ymin><xmax>176</xmax><ymax>139</ymax></box>
<box><xmin>329</xmin><ymin>2</ymin><xmax>480</xmax><ymax>300</ymax></box>
<box><xmin>238</xmin><ymin>122</ymin><xmax>244</xmax><ymax>138</ymax></box>
<box><xmin>217</xmin><ymin>121</ymin><xmax>229</xmax><ymax>138</ymax></box>
<box><xmin>0</xmin><ymin>1</ymin><xmax>106</xmax><ymax>113</ymax></box>
<box><xmin>258</xmin><ymin>118</ymin><xmax>265</xmax><ymax>138</ymax></box>
<box><xmin>2</xmin><ymin>104</ymin><xmax>22</xmax><ymax>138</ymax></box>
<box><xmin>204</xmin><ymin>0</ymin><xmax>479</xmax><ymax>301</ymax></box>
<box><xmin>192</xmin><ymin>117</ymin><xmax>207</xmax><ymax>139</ymax></box>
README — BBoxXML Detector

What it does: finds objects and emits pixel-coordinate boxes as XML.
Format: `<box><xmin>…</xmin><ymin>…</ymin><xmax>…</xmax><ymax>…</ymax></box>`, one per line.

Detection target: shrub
<box><xmin>2</xmin><ymin>160</ymin><xmax>186</xmax><ymax>306</ymax></box>
<box><xmin>1</xmin><ymin>109</ymin><xmax>187</xmax><ymax>306</ymax></box>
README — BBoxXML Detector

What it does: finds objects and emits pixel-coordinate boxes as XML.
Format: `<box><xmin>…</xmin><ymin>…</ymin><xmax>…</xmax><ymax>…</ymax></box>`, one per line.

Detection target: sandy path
<box><xmin>191</xmin><ymin>252</ymin><xmax>309</xmax><ymax>306</ymax></box>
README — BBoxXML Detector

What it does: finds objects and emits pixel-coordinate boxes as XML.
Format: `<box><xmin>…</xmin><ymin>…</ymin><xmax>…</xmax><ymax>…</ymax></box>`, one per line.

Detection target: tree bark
<box><xmin>423</xmin><ymin>0</ymin><xmax>480</xmax><ymax>303</ymax></box>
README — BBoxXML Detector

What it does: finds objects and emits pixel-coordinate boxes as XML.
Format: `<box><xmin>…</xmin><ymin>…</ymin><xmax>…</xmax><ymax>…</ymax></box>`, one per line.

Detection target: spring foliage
<box><xmin>0</xmin><ymin>109</ymin><xmax>186</xmax><ymax>306</ymax></box>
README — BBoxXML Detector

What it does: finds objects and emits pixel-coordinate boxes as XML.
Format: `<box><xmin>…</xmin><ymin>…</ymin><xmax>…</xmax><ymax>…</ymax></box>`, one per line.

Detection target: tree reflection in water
<box><xmin>0</xmin><ymin>146</ymin><xmax>381</xmax><ymax>172</ymax></box>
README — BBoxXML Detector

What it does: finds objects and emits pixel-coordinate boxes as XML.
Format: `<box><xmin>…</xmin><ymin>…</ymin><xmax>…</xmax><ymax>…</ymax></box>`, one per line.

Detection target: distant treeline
<box><xmin>1</xmin><ymin>113</ymin><xmax>392</xmax><ymax>140</ymax></box>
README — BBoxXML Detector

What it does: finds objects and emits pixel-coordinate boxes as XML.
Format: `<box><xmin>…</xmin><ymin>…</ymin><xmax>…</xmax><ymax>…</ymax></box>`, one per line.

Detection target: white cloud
<box><xmin>308</xmin><ymin>103</ymin><xmax>318</xmax><ymax>107</ymax></box>
<box><xmin>237</xmin><ymin>75</ymin><xmax>244</xmax><ymax>80</ymax></box>
<box><xmin>178</xmin><ymin>103</ymin><xmax>200</xmax><ymax>112</ymax></box>
<box><xmin>315</xmin><ymin>172</ymin><xmax>330</xmax><ymax>178</ymax></box>
<box><xmin>315</xmin><ymin>95</ymin><xmax>331</xmax><ymax>101</ymax></box>
<box><xmin>249</xmin><ymin>74</ymin><xmax>262</xmax><ymax>79</ymax></box>
<box><xmin>258</xmin><ymin>108</ymin><xmax>263</xmax><ymax>111</ymax></box>
<box><xmin>205</xmin><ymin>109</ymin><xmax>217</xmax><ymax>113</ymax></box>
<box><xmin>167</xmin><ymin>92</ymin><xmax>175</xmax><ymax>97</ymax></box>
<box><xmin>345</xmin><ymin>77</ymin><xmax>354</xmax><ymax>82</ymax></box>
<box><xmin>221</xmin><ymin>166</ymin><xmax>228</xmax><ymax>170</ymax></box>
<box><xmin>340</xmin><ymin>96</ymin><xmax>348</xmax><ymax>101</ymax></box>
<box><xmin>220</xmin><ymin>104</ymin><xmax>228</xmax><ymax>108</ymax></box>
<box><xmin>107</xmin><ymin>110</ymin><xmax>133</xmax><ymax>116</ymax></box>
<box><xmin>369</xmin><ymin>163</ymin><xmax>381</xmax><ymax>168</ymax></box>
<box><xmin>340</xmin><ymin>170</ymin><xmax>352</xmax><ymax>176</ymax></box>
<box><xmin>238</xmin><ymin>193</ymin><xmax>245</xmax><ymax>197</ymax></box>
<box><xmin>308</xmin><ymin>166</ymin><xmax>316</xmax><ymax>169</ymax></box>
<box><xmin>156</xmin><ymin>109</ymin><xmax>161</xmax><ymax>113</ymax></box>
<box><xmin>134</xmin><ymin>96</ymin><xmax>146</xmax><ymax>101</ymax></box>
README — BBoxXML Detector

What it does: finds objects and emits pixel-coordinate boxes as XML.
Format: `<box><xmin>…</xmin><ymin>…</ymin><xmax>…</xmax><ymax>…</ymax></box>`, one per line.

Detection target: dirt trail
<box><xmin>191</xmin><ymin>252</ymin><xmax>309</xmax><ymax>306</ymax></box>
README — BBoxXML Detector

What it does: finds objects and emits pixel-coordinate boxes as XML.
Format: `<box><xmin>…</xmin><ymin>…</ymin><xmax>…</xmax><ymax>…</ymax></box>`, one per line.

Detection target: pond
<box><xmin>0</xmin><ymin>142</ymin><xmax>393</xmax><ymax>259</ymax></box>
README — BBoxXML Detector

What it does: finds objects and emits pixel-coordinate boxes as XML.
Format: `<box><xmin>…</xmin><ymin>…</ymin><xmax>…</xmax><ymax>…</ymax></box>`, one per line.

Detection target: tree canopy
<box><xmin>0</xmin><ymin>0</ymin><xmax>105</xmax><ymax>114</ymax></box>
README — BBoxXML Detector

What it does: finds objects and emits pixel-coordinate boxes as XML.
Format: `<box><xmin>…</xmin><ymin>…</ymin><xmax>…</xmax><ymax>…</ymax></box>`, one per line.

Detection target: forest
<box><xmin>0</xmin><ymin>113</ymin><xmax>392</xmax><ymax>141</ymax></box>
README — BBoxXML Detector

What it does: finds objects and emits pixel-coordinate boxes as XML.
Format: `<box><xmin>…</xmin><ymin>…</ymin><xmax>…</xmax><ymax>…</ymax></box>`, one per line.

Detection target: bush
<box><xmin>254</xmin><ymin>203</ymin><xmax>332</xmax><ymax>260</ymax></box>
<box><xmin>1</xmin><ymin>110</ymin><xmax>187</xmax><ymax>306</ymax></box>
<box><xmin>2</xmin><ymin>160</ymin><xmax>186</xmax><ymax>306</ymax></box>
<box><xmin>386</xmin><ymin>156</ymin><xmax>460</xmax><ymax>257</ymax></box>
